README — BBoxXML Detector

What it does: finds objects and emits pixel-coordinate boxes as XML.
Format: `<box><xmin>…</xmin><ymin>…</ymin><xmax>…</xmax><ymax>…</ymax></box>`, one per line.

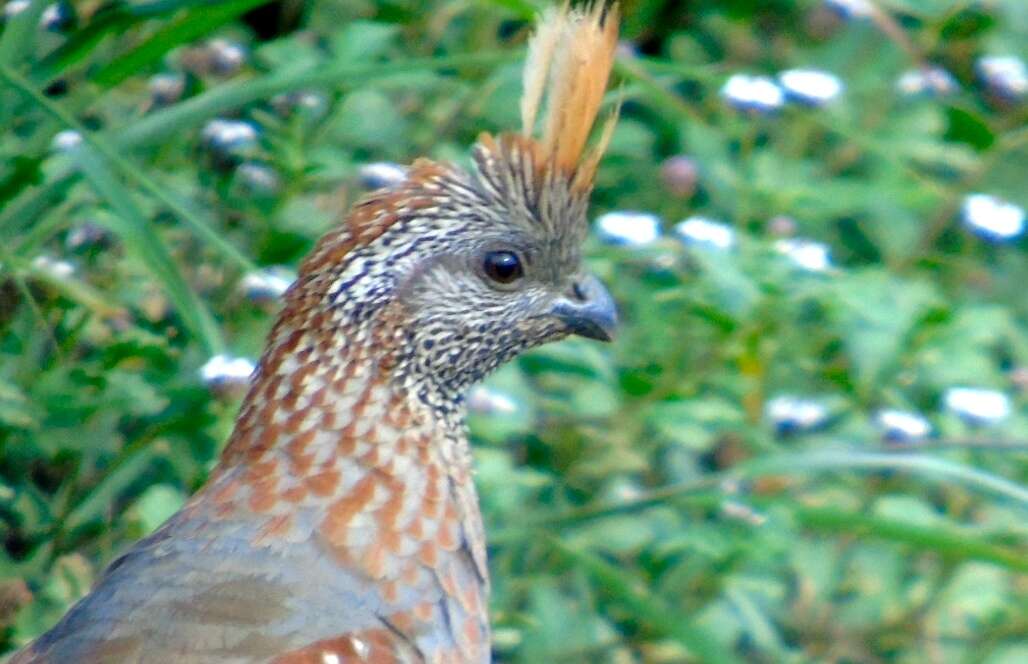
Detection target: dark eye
<box><xmin>482</xmin><ymin>250</ymin><xmax>524</xmax><ymax>284</ymax></box>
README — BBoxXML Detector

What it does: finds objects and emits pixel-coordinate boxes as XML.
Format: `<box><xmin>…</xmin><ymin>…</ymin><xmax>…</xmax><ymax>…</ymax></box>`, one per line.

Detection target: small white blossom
<box><xmin>896</xmin><ymin>67</ymin><xmax>957</xmax><ymax>97</ymax></box>
<box><xmin>779</xmin><ymin>69</ymin><xmax>844</xmax><ymax>106</ymax></box>
<box><xmin>201</xmin><ymin>119</ymin><xmax>259</xmax><ymax>167</ymax></box>
<box><xmin>235</xmin><ymin>162</ymin><xmax>281</xmax><ymax>195</ymax></box>
<box><xmin>40</xmin><ymin>2</ymin><xmax>68</xmax><ymax>31</ymax></box>
<box><xmin>467</xmin><ymin>386</ymin><xmax>518</xmax><ymax>416</ymax></box>
<box><xmin>766</xmin><ymin>395</ymin><xmax>829</xmax><ymax>434</ymax></box>
<box><xmin>239</xmin><ymin>266</ymin><xmax>295</xmax><ymax>303</ymax></box>
<box><xmin>673</xmin><ymin>216</ymin><xmax>735</xmax><ymax>251</ymax></box>
<box><xmin>824</xmin><ymin>0</ymin><xmax>873</xmax><ymax>19</ymax></box>
<box><xmin>148</xmin><ymin>73</ymin><xmax>185</xmax><ymax>107</ymax></box>
<box><xmin>65</xmin><ymin>223</ymin><xmax>111</xmax><ymax>251</ymax></box>
<box><xmin>944</xmin><ymin>387</ymin><xmax>1011</xmax><ymax>425</ymax></box>
<box><xmin>2</xmin><ymin>1</ymin><xmax>30</xmax><ymax>20</ymax></box>
<box><xmin>207</xmin><ymin>38</ymin><xmax>246</xmax><ymax>76</ymax></box>
<box><xmin>775</xmin><ymin>238</ymin><xmax>832</xmax><ymax>272</ymax></box>
<box><xmin>51</xmin><ymin>129</ymin><xmax>82</xmax><ymax>152</ymax></box>
<box><xmin>720</xmin><ymin>500</ymin><xmax>767</xmax><ymax>526</ymax></box>
<box><xmin>200</xmin><ymin>355</ymin><xmax>255</xmax><ymax>397</ymax></box>
<box><xmin>721</xmin><ymin>74</ymin><xmax>785</xmax><ymax>113</ymax></box>
<box><xmin>961</xmin><ymin>194</ymin><xmax>1025</xmax><ymax>242</ymax></box>
<box><xmin>875</xmin><ymin>409</ymin><xmax>932</xmax><ymax>442</ymax></box>
<box><xmin>358</xmin><ymin>162</ymin><xmax>408</xmax><ymax>190</ymax></box>
<box><xmin>271</xmin><ymin>90</ymin><xmax>328</xmax><ymax>119</ymax></box>
<box><xmin>976</xmin><ymin>55</ymin><xmax>1027</xmax><ymax>101</ymax></box>
<box><xmin>32</xmin><ymin>255</ymin><xmax>74</xmax><ymax>278</ymax></box>
<box><xmin>202</xmin><ymin>118</ymin><xmax>258</xmax><ymax>148</ymax></box>
<box><xmin>595</xmin><ymin>211</ymin><xmax>662</xmax><ymax>246</ymax></box>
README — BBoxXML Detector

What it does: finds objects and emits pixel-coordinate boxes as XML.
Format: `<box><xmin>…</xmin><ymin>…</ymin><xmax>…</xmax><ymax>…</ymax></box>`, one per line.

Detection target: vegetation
<box><xmin>1</xmin><ymin>0</ymin><xmax>1026</xmax><ymax>661</ymax></box>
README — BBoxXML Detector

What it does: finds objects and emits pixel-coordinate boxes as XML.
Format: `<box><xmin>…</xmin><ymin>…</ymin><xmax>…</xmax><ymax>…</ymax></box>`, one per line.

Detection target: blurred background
<box><xmin>1</xmin><ymin>0</ymin><xmax>1026</xmax><ymax>661</ymax></box>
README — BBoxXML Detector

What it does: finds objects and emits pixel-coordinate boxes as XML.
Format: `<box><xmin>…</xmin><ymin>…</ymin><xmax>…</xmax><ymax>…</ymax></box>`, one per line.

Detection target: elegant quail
<box><xmin>13</xmin><ymin>4</ymin><xmax>619</xmax><ymax>662</ymax></box>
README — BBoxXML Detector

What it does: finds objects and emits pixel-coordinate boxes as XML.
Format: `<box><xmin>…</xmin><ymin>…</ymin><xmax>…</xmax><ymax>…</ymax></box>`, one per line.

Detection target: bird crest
<box><xmin>476</xmin><ymin>2</ymin><xmax>620</xmax><ymax>198</ymax></box>
<box><xmin>519</xmin><ymin>1</ymin><xmax>619</xmax><ymax>189</ymax></box>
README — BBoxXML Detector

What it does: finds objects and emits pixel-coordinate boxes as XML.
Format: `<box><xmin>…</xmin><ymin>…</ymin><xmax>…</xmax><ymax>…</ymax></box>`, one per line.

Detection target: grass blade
<box><xmin>0</xmin><ymin>0</ymin><xmax>46</xmax><ymax>66</ymax></box>
<box><xmin>65</xmin><ymin>142</ymin><xmax>224</xmax><ymax>354</ymax></box>
<box><xmin>29</xmin><ymin>0</ymin><xmax>234</xmax><ymax>84</ymax></box>
<box><xmin>116</xmin><ymin>50</ymin><xmax>517</xmax><ymax>147</ymax></box>
<box><xmin>791</xmin><ymin>504</ymin><xmax>1028</xmax><ymax>573</ymax></box>
<box><xmin>92</xmin><ymin>0</ymin><xmax>269</xmax><ymax>88</ymax></box>
<box><xmin>548</xmin><ymin>537</ymin><xmax>742</xmax><ymax>664</ymax></box>
<box><xmin>0</xmin><ymin>64</ymin><xmax>256</xmax><ymax>274</ymax></box>
<box><xmin>740</xmin><ymin>450</ymin><xmax>1028</xmax><ymax>509</ymax></box>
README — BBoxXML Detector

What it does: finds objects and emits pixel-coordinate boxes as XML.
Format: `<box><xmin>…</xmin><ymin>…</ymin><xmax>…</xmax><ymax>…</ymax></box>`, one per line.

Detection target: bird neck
<box><xmin>216</xmin><ymin>299</ymin><xmax>473</xmax><ymax>482</ymax></box>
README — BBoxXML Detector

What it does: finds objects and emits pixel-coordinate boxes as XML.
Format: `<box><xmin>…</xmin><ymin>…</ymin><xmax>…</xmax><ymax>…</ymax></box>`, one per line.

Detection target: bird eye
<box><xmin>482</xmin><ymin>250</ymin><xmax>524</xmax><ymax>284</ymax></box>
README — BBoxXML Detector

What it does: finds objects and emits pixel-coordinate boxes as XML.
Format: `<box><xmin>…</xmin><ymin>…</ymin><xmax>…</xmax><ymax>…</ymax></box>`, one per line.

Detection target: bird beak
<box><xmin>551</xmin><ymin>274</ymin><xmax>618</xmax><ymax>342</ymax></box>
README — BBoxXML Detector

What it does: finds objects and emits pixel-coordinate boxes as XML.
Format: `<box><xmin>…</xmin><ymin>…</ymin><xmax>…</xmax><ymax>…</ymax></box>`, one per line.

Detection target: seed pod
<box><xmin>896</xmin><ymin>66</ymin><xmax>957</xmax><ymax>97</ymax></box>
<box><xmin>659</xmin><ymin>155</ymin><xmax>699</xmax><ymax>198</ymax></box>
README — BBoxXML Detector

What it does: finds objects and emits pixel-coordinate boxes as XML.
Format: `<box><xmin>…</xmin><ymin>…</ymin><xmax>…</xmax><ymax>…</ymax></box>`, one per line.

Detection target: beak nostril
<box><xmin>572</xmin><ymin>281</ymin><xmax>588</xmax><ymax>301</ymax></box>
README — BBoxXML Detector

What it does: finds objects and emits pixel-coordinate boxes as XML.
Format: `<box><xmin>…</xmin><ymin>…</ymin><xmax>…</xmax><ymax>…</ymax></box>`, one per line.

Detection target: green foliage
<box><xmin>1</xmin><ymin>0</ymin><xmax>1026</xmax><ymax>661</ymax></box>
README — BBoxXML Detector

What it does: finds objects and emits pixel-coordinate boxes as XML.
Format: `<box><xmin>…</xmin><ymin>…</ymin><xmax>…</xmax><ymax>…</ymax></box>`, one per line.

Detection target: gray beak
<box><xmin>551</xmin><ymin>274</ymin><xmax>618</xmax><ymax>342</ymax></box>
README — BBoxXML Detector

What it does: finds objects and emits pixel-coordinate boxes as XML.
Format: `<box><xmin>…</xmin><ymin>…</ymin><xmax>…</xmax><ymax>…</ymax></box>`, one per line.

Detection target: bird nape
<box><xmin>12</xmin><ymin>3</ymin><xmax>620</xmax><ymax>663</ymax></box>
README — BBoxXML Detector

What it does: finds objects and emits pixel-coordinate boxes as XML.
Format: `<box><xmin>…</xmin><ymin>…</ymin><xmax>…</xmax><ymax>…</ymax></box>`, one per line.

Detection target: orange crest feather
<box><xmin>519</xmin><ymin>2</ymin><xmax>619</xmax><ymax>190</ymax></box>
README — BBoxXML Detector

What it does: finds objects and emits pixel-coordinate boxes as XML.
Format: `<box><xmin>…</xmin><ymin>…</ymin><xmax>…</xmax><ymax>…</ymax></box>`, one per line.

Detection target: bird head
<box><xmin>279</xmin><ymin>3</ymin><xmax>620</xmax><ymax>410</ymax></box>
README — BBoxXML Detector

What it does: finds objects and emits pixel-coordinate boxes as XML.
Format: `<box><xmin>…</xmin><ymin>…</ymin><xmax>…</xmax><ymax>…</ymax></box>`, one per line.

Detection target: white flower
<box><xmin>65</xmin><ymin>223</ymin><xmax>111</xmax><ymax>251</ymax></box>
<box><xmin>32</xmin><ymin>255</ymin><xmax>74</xmax><ymax>278</ymax></box>
<box><xmin>766</xmin><ymin>395</ymin><xmax>828</xmax><ymax>433</ymax></box>
<box><xmin>779</xmin><ymin>69</ymin><xmax>844</xmax><ymax>106</ymax></box>
<box><xmin>875</xmin><ymin>409</ymin><xmax>931</xmax><ymax>442</ymax></box>
<box><xmin>51</xmin><ymin>129</ymin><xmax>82</xmax><ymax>152</ymax></box>
<box><xmin>235</xmin><ymin>162</ymin><xmax>281</xmax><ymax>195</ymax></box>
<box><xmin>272</xmin><ymin>91</ymin><xmax>329</xmax><ymax>119</ymax></box>
<box><xmin>207</xmin><ymin>38</ymin><xmax>246</xmax><ymax>76</ymax></box>
<box><xmin>896</xmin><ymin>67</ymin><xmax>957</xmax><ymax>97</ymax></box>
<box><xmin>775</xmin><ymin>238</ymin><xmax>832</xmax><ymax>272</ymax></box>
<box><xmin>200</xmin><ymin>355</ymin><xmax>256</xmax><ymax>393</ymax></box>
<box><xmin>239</xmin><ymin>266</ymin><xmax>294</xmax><ymax>303</ymax></box>
<box><xmin>721</xmin><ymin>74</ymin><xmax>784</xmax><ymax>113</ymax></box>
<box><xmin>673</xmin><ymin>216</ymin><xmax>735</xmax><ymax>251</ymax></box>
<box><xmin>823</xmin><ymin>0</ymin><xmax>873</xmax><ymax>19</ymax></box>
<box><xmin>595</xmin><ymin>211</ymin><xmax>662</xmax><ymax>246</ymax></box>
<box><xmin>40</xmin><ymin>2</ymin><xmax>68</xmax><ymax>31</ymax></box>
<box><xmin>961</xmin><ymin>194</ymin><xmax>1025</xmax><ymax>242</ymax></box>
<box><xmin>2</xmin><ymin>1</ymin><xmax>30</xmax><ymax>20</ymax></box>
<box><xmin>148</xmin><ymin>73</ymin><xmax>185</xmax><ymax>107</ymax></box>
<box><xmin>358</xmin><ymin>162</ymin><xmax>408</xmax><ymax>190</ymax></box>
<box><xmin>976</xmin><ymin>55</ymin><xmax>1027</xmax><ymax>100</ymax></box>
<box><xmin>944</xmin><ymin>387</ymin><xmax>1011</xmax><ymax>425</ymax></box>
<box><xmin>467</xmin><ymin>386</ymin><xmax>518</xmax><ymax>415</ymax></box>
<box><xmin>202</xmin><ymin>119</ymin><xmax>258</xmax><ymax>148</ymax></box>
